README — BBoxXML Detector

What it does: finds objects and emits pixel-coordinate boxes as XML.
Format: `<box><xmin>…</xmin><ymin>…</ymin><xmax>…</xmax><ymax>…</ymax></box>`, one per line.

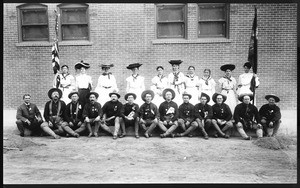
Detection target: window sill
<box><xmin>16</xmin><ymin>41</ymin><xmax>93</xmax><ymax>47</ymax></box>
<box><xmin>152</xmin><ymin>38</ymin><xmax>231</xmax><ymax>44</ymax></box>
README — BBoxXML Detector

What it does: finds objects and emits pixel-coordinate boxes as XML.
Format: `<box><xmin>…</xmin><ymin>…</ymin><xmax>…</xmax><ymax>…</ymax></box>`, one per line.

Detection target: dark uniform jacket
<box><xmin>102</xmin><ymin>100</ymin><xmax>123</xmax><ymax>118</ymax></box>
<box><xmin>16</xmin><ymin>103</ymin><xmax>42</xmax><ymax>122</ymax></box>
<box><xmin>178</xmin><ymin>102</ymin><xmax>195</xmax><ymax>122</ymax></box>
<box><xmin>259</xmin><ymin>104</ymin><xmax>281</xmax><ymax>122</ymax></box>
<box><xmin>194</xmin><ymin>103</ymin><xmax>213</xmax><ymax>120</ymax></box>
<box><xmin>43</xmin><ymin>100</ymin><xmax>67</xmax><ymax>122</ymax></box>
<box><xmin>212</xmin><ymin>103</ymin><xmax>232</xmax><ymax>121</ymax></box>
<box><xmin>82</xmin><ymin>101</ymin><xmax>102</xmax><ymax>119</ymax></box>
<box><xmin>158</xmin><ymin>101</ymin><xmax>178</xmax><ymax>122</ymax></box>
<box><xmin>139</xmin><ymin>102</ymin><xmax>158</xmax><ymax>120</ymax></box>
<box><xmin>233</xmin><ymin>103</ymin><xmax>260</xmax><ymax>123</ymax></box>
<box><xmin>121</xmin><ymin>103</ymin><xmax>139</xmax><ymax>119</ymax></box>
<box><xmin>65</xmin><ymin>101</ymin><xmax>84</xmax><ymax>123</ymax></box>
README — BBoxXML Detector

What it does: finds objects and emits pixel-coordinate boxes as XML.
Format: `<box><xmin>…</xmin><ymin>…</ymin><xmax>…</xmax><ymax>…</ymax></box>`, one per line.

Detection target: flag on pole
<box><xmin>52</xmin><ymin>9</ymin><xmax>60</xmax><ymax>75</ymax></box>
<box><xmin>248</xmin><ymin>7</ymin><xmax>258</xmax><ymax>104</ymax></box>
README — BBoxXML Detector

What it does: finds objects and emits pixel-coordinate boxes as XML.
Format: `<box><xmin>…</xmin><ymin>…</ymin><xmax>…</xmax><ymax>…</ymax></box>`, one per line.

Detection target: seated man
<box><xmin>211</xmin><ymin>93</ymin><xmax>233</xmax><ymax>139</ymax></box>
<box><xmin>16</xmin><ymin>94</ymin><xmax>43</xmax><ymax>137</ymax></box>
<box><xmin>41</xmin><ymin>88</ymin><xmax>67</xmax><ymax>139</ymax></box>
<box><xmin>119</xmin><ymin>93</ymin><xmax>140</xmax><ymax>138</ymax></box>
<box><xmin>102</xmin><ymin>91</ymin><xmax>123</xmax><ymax>139</ymax></box>
<box><xmin>158</xmin><ymin>88</ymin><xmax>179</xmax><ymax>138</ymax></box>
<box><xmin>234</xmin><ymin>94</ymin><xmax>262</xmax><ymax>140</ymax></box>
<box><xmin>63</xmin><ymin>91</ymin><xmax>86</xmax><ymax>137</ymax></box>
<box><xmin>176</xmin><ymin>93</ymin><xmax>198</xmax><ymax>137</ymax></box>
<box><xmin>259</xmin><ymin>94</ymin><xmax>281</xmax><ymax>137</ymax></box>
<box><xmin>139</xmin><ymin>90</ymin><xmax>159</xmax><ymax>138</ymax></box>
<box><xmin>194</xmin><ymin>93</ymin><xmax>213</xmax><ymax>139</ymax></box>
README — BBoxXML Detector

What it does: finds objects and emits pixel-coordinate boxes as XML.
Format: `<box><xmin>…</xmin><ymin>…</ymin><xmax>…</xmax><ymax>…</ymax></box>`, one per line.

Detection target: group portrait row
<box><xmin>16</xmin><ymin>60</ymin><xmax>281</xmax><ymax>140</ymax></box>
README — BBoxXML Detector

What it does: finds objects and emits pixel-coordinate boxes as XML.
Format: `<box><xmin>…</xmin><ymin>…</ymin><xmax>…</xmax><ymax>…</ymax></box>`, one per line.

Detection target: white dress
<box><xmin>126</xmin><ymin>74</ymin><xmax>145</xmax><ymax>106</ymax></box>
<box><xmin>94</xmin><ymin>73</ymin><xmax>118</xmax><ymax>106</ymax></box>
<box><xmin>237</xmin><ymin>72</ymin><xmax>260</xmax><ymax>104</ymax></box>
<box><xmin>218</xmin><ymin>76</ymin><xmax>237</xmax><ymax>115</ymax></box>
<box><xmin>199</xmin><ymin>76</ymin><xmax>216</xmax><ymax>106</ymax></box>
<box><xmin>168</xmin><ymin>71</ymin><xmax>185</xmax><ymax>106</ymax></box>
<box><xmin>150</xmin><ymin>75</ymin><xmax>169</xmax><ymax>107</ymax></box>
<box><xmin>184</xmin><ymin>74</ymin><xmax>200</xmax><ymax>105</ymax></box>
<box><xmin>53</xmin><ymin>73</ymin><xmax>75</xmax><ymax>104</ymax></box>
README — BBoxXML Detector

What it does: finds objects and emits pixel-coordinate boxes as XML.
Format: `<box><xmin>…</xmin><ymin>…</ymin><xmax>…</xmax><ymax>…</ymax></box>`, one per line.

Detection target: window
<box><xmin>17</xmin><ymin>4</ymin><xmax>49</xmax><ymax>42</ymax></box>
<box><xmin>156</xmin><ymin>4</ymin><xmax>187</xmax><ymax>39</ymax></box>
<box><xmin>58</xmin><ymin>3</ymin><xmax>89</xmax><ymax>41</ymax></box>
<box><xmin>198</xmin><ymin>3</ymin><xmax>229</xmax><ymax>38</ymax></box>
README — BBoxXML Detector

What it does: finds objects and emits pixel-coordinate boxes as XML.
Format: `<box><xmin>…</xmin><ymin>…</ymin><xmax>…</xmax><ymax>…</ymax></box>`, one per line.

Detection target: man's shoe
<box><xmin>204</xmin><ymin>134</ymin><xmax>209</xmax><ymax>140</ymax></box>
<box><xmin>135</xmin><ymin>134</ymin><xmax>140</xmax><ymax>139</ymax></box>
<box><xmin>244</xmin><ymin>136</ymin><xmax>252</xmax><ymax>140</ymax></box>
<box><xmin>113</xmin><ymin>135</ymin><xmax>118</xmax><ymax>140</ymax></box>
<box><xmin>223</xmin><ymin>134</ymin><xmax>230</xmax><ymax>139</ymax></box>
<box><xmin>144</xmin><ymin>133</ymin><xmax>149</xmax><ymax>138</ymax></box>
<box><xmin>214</xmin><ymin>134</ymin><xmax>218</xmax><ymax>138</ymax></box>
<box><xmin>175</xmin><ymin>133</ymin><xmax>182</xmax><ymax>137</ymax></box>
<box><xmin>119</xmin><ymin>133</ymin><xmax>126</xmax><ymax>138</ymax></box>
<box><xmin>88</xmin><ymin>133</ymin><xmax>93</xmax><ymax>137</ymax></box>
<box><xmin>170</xmin><ymin>133</ymin><xmax>175</xmax><ymax>138</ymax></box>
<box><xmin>160</xmin><ymin>134</ymin><xmax>166</xmax><ymax>138</ymax></box>
<box><xmin>94</xmin><ymin>133</ymin><xmax>99</xmax><ymax>137</ymax></box>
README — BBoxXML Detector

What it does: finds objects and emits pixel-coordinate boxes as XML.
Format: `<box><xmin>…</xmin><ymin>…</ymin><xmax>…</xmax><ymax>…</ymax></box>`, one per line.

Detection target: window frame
<box><xmin>57</xmin><ymin>3</ymin><xmax>90</xmax><ymax>41</ymax></box>
<box><xmin>17</xmin><ymin>3</ymin><xmax>49</xmax><ymax>42</ymax></box>
<box><xmin>197</xmin><ymin>3</ymin><xmax>230</xmax><ymax>39</ymax></box>
<box><xmin>156</xmin><ymin>3</ymin><xmax>188</xmax><ymax>39</ymax></box>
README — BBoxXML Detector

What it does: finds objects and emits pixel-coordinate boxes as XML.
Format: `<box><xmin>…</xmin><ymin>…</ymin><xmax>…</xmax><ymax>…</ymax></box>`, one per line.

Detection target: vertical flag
<box><xmin>52</xmin><ymin>9</ymin><xmax>60</xmax><ymax>75</ymax></box>
<box><xmin>248</xmin><ymin>7</ymin><xmax>258</xmax><ymax>104</ymax></box>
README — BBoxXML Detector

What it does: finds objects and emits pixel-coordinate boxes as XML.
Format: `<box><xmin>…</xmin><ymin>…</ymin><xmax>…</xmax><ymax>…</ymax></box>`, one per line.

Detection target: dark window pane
<box><xmin>199</xmin><ymin>22</ymin><xmax>225</xmax><ymax>37</ymax></box>
<box><xmin>22</xmin><ymin>26</ymin><xmax>48</xmax><ymax>41</ymax></box>
<box><xmin>61</xmin><ymin>9</ymin><xmax>87</xmax><ymax>24</ymax></box>
<box><xmin>62</xmin><ymin>25</ymin><xmax>89</xmax><ymax>40</ymax></box>
<box><xmin>158</xmin><ymin>6</ymin><xmax>184</xmax><ymax>22</ymax></box>
<box><xmin>22</xmin><ymin>10</ymin><xmax>48</xmax><ymax>24</ymax></box>
<box><xmin>157</xmin><ymin>23</ymin><xmax>184</xmax><ymax>38</ymax></box>
<box><xmin>199</xmin><ymin>6</ymin><xmax>225</xmax><ymax>21</ymax></box>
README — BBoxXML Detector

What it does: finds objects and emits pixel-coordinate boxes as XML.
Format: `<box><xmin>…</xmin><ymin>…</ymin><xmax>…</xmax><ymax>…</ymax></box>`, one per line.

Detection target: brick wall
<box><xmin>3</xmin><ymin>3</ymin><xmax>297</xmax><ymax>110</ymax></box>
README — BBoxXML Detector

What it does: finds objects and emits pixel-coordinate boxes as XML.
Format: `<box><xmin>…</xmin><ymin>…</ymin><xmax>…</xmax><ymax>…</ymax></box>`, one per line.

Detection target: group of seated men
<box><xmin>16</xmin><ymin>87</ymin><xmax>281</xmax><ymax>140</ymax></box>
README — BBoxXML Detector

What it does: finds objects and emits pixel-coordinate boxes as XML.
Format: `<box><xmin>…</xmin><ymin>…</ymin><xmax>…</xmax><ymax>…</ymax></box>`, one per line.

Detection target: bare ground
<box><xmin>3</xmin><ymin>132</ymin><xmax>297</xmax><ymax>184</ymax></box>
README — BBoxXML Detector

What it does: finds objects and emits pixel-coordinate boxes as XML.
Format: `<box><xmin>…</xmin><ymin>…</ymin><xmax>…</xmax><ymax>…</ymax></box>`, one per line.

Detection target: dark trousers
<box><xmin>16</xmin><ymin>119</ymin><xmax>42</xmax><ymax>135</ymax></box>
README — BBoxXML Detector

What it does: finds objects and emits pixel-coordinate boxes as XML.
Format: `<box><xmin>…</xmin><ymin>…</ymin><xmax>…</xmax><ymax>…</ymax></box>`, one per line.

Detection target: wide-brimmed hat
<box><xmin>169</xmin><ymin>60</ymin><xmax>182</xmax><ymax>65</ymax></box>
<box><xmin>265</xmin><ymin>94</ymin><xmax>280</xmax><ymax>102</ymax></box>
<box><xmin>243</xmin><ymin>62</ymin><xmax>252</xmax><ymax>69</ymax></box>
<box><xmin>182</xmin><ymin>92</ymin><xmax>192</xmax><ymax>99</ymax></box>
<box><xmin>48</xmin><ymin>88</ymin><xmax>62</xmax><ymax>99</ymax></box>
<box><xmin>68</xmin><ymin>91</ymin><xmax>79</xmax><ymax>99</ymax></box>
<box><xmin>126</xmin><ymin>63</ymin><xmax>142</xmax><ymax>69</ymax></box>
<box><xmin>212</xmin><ymin>93</ymin><xmax>227</xmax><ymax>103</ymax></box>
<box><xmin>61</xmin><ymin>65</ymin><xmax>69</xmax><ymax>69</ymax></box>
<box><xmin>109</xmin><ymin>91</ymin><xmax>121</xmax><ymax>98</ymax></box>
<box><xmin>162</xmin><ymin>88</ymin><xmax>176</xmax><ymax>100</ymax></box>
<box><xmin>238</xmin><ymin>93</ymin><xmax>254</xmax><ymax>102</ymax></box>
<box><xmin>75</xmin><ymin>60</ymin><xmax>90</xmax><ymax>69</ymax></box>
<box><xmin>141</xmin><ymin>90</ymin><xmax>154</xmax><ymax>102</ymax></box>
<box><xmin>199</xmin><ymin>92</ymin><xmax>210</xmax><ymax>103</ymax></box>
<box><xmin>125</xmin><ymin>93</ymin><xmax>137</xmax><ymax>101</ymax></box>
<box><xmin>100</xmin><ymin>63</ymin><xmax>114</xmax><ymax>68</ymax></box>
<box><xmin>87</xmin><ymin>92</ymin><xmax>99</xmax><ymax>99</ymax></box>
<box><xmin>156</xmin><ymin>66</ymin><xmax>164</xmax><ymax>70</ymax></box>
<box><xmin>220</xmin><ymin>64</ymin><xmax>235</xmax><ymax>71</ymax></box>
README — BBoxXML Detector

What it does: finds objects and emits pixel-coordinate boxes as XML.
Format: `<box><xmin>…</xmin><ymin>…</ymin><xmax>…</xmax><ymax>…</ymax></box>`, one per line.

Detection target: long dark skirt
<box><xmin>78</xmin><ymin>88</ymin><xmax>90</xmax><ymax>107</ymax></box>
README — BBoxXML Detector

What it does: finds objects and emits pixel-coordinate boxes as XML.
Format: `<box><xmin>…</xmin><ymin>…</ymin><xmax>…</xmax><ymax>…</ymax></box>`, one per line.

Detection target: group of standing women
<box><xmin>53</xmin><ymin>60</ymin><xmax>259</xmax><ymax>116</ymax></box>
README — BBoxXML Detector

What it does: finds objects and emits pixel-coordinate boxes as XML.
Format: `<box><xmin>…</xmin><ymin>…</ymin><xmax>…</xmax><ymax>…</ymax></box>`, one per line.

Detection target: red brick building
<box><xmin>3</xmin><ymin>3</ymin><xmax>297</xmax><ymax>110</ymax></box>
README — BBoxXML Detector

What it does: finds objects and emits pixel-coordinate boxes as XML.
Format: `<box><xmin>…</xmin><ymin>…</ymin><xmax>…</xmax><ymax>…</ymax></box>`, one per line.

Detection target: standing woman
<box><xmin>199</xmin><ymin>69</ymin><xmax>216</xmax><ymax>106</ymax></box>
<box><xmin>53</xmin><ymin>65</ymin><xmax>75</xmax><ymax>104</ymax></box>
<box><xmin>74</xmin><ymin>60</ymin><xmax>92</xmax><ymax>108</ymax></box>
<box><xmin>94</xmin><ymin>64</ymin><xmax>118</xmax><ymax>106</ymax></box>
<box><xmin>168</xmin><ymin>60</ymin><xmax>185</xmax><ymax>106</ymax></box>
<box><xmin>184</xmin><ymin>66</ymin><xmax>200</xmax><ymax>105</ymax></box>
<box><xmin>218</xmin><ymin>64</ymin><xmax>237</xmax><ymax>114</ymax></box>
<box><xmin>126</xmin><ymin>63</ymin><xmax>145</xmax><ymax>106</ymax></box>
<box><xmin>150</xmin><ymin>66</ymin><xmax>169</xmax><ymax>107</ymax></box>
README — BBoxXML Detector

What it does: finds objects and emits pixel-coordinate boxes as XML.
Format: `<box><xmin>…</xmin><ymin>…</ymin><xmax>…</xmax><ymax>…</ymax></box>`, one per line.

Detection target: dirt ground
<box><xmin>3</xmin><ymin>130</ymin><xmax>297</xmax><ymax>184</ymax></box>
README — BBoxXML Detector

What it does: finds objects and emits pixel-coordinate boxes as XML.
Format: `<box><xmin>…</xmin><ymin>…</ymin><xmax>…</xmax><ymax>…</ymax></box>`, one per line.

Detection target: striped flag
<box><xmin>52</xmin><ymin>41</ymin><xmax>60</xmax><ymax>74</ymax></box>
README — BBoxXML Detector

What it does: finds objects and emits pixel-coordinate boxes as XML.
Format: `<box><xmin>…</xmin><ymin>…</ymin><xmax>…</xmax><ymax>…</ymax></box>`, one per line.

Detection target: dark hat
<box><xmin>265</xmin><ymin>94</ymin><xmax>280</xmax><ymax>102</ymax></box>
<box><xmin>156</xmin><ymin>66</ymin><xmax>164</xmax><ymax>70</ymax></box>
<box><xmin>124</xmin><ymin>93</ymin><xmax>137</xmax><ymax>101</ymax></box>
<box><xmin>212</xmin><ymin>93</ymin><xmax>227</xmax><ymax>103</ymax></box>
<box><xmin>220</xmin><ymin>64</ymin><xmax>235</xmax><ymax>71</ymax></box>
<box><xmin>199</xmin><ymin>92</ymin><xmax>210</xmax><ymax>103</ymax></box>
<box><xmin>182</xmin><ymin>92</ymin><xmax>192</xmax><ymax>99</ymax></box>
<box><xmin>75</xmin><ymin>60</ymin><xmax>90</xmax><ymax>69</ymax></box>
<box><xmin>87</xmin><ymin>92</ymin><xmax>99</xmax><ymax>99</ymax></box>
<box><xmin>48</xmin><ymin>88</ymin><xmax>62</xmax><ymax>99</ymax></box>
<box><xmin>169</xmin><ymin>60</ymin><xmax>182</xmax><ymax>65</ymax></box>
<box><xmin>100</xmin><ymin>63</ymin><xmax>114</xmax><ymax>68</ymax></box>
<box><xmin>141</xmin><ymin>90</ymin><xmax>154</xmax><ymax>102</ymax></box>
<box><xmin>162</xmin><ymin>88</ymin><xmax>176</xmax><ymax>100</ymax></box>
<box><xmin>238</xmin><ymin>93</ymin><xmax>254</xmax><ymax>102</ymax></box>
<box><xmin>68</xmin><ymin>91</ymin><xmax>79</xmax><ymax>99</ymax></box>
<box><xmin>126</xmin><ymin>63</ymin><xmax>142</xmax><ymax>69</ymax></box>
<box><xmin>243</xmin><ymin>62</ymin><xmax>252</xmax><ymax>69</ymax></box>
<box><xmin>61</xmin><ymin>65</ymin><xmax>69</xmax><ymax>69</ymax></box>
<box><xmin>109</xmin><ymin>91</ymin><xmax>121</xmax><ymax>99</ymax></box>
